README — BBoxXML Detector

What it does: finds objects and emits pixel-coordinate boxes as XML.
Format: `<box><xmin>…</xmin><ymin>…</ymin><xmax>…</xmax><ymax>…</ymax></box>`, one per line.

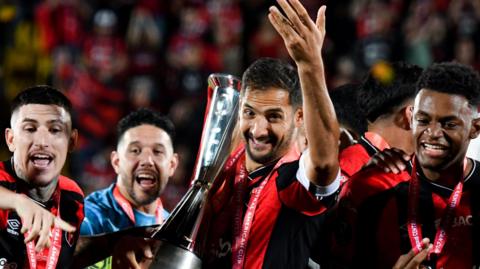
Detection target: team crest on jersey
<box><xmin>65</xmin><ymin>231</ymin><xmax>75</xmax><ymax>247</ymax></box>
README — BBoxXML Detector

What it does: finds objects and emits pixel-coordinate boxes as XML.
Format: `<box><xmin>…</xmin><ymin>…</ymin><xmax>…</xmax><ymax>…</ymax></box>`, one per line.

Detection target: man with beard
<box><xmin>80</xmin><ymin>108</ymin><xmax>178</xmax><ymax>235</ymax></box>
<box><xmin>203</xmin><ymin>1</ymin><xmax>342</xmax><ymax>268</ymax></box>
<box><xmin>329</xmin><ymin>62</ymin><xmax>480</xmax><ymax>268</ymax></box>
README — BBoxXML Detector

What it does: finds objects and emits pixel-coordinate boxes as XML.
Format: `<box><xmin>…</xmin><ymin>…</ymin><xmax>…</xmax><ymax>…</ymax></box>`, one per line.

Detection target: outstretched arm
<box><xmin>269</xmin><ymin>0</ymin><xmax>340</xmax><ymax>186</ymax></box>
<box><xmin>0</xmin><ymin>186</ymin><xmax>75</xmax><ymax>251</ymax></box>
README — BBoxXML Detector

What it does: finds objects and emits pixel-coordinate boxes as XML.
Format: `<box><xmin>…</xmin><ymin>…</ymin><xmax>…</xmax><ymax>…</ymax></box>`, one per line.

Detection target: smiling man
<box><xmin>329</xmin><ymin>62</ymin><xmax>480</xmax><ymax>269</ymax></box>
<box><xmin>80</xmin><ymin>108</ymin><xmax>178</xmax><ymax>236</ymax></box>
<box><xmin>202</xmin><ymin>1</ymin><xmax>342</xmax><ymax>268</ymax></box>
<box><xmin>0</xmin><ymin>85</ymin><xmax>83</xmax><ymax>269</ymax></box>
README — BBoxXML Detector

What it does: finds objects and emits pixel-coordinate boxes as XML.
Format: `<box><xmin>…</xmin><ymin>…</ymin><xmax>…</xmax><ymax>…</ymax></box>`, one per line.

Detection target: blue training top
<box><xmin>80</xmin><ymin>183</ymin><xmax>169</xmax><ymax>235</ymax></box>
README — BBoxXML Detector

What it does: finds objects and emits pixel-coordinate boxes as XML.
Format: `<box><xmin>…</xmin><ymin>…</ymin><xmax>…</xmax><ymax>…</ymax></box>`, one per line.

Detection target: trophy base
<box><xmin>148</xmin><ymin>240</ymin><xmax>202</xmax><ymax>269</ymax></box>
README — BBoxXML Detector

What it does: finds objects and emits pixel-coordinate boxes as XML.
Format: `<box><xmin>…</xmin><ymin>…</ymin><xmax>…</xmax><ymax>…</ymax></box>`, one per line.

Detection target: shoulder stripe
<box><xmin>59</xmin><ymin>176</ymin><xmax>84</xmax><ymax>197</ymax></box>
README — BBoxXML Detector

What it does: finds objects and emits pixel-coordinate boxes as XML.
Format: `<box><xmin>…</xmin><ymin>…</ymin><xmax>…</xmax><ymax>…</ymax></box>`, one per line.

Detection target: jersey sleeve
<box><xmin>295</xmin><ymin>149</ymin><xmax>342</xmax><ymax>197</ymax></box>
<box><xmin>276</xmin><ymin>153</ymin><xmax>341</xmax><ymax>216</ymax></box>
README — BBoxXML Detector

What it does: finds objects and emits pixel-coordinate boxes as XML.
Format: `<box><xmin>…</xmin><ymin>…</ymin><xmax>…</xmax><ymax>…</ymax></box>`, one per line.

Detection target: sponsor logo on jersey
<box><xmin>6</xmin><ymin>219</ymin><xmax>20</xmax><ymax>236</ymax></box>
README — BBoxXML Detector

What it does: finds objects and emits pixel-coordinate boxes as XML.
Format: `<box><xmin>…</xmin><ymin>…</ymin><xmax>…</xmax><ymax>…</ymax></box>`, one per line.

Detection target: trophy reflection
<box><xmin>148</xmin><ymin>73</ymin><xmax>241</xmax><ymax>269</ymax></box>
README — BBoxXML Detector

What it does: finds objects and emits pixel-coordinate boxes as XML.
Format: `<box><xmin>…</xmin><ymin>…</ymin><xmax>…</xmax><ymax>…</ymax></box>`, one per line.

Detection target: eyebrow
<box><xmin>244</xmin><ymin>103</ymin><xmax>284</xmax><ymax>114</ymax></box>
<box><xmin>22</xmin><ymin>118</ymin><xmax>67</xmax><ymax>125</ymax></box>
<box><xmin>128</xmin><ymin>141</ymin><xmax>167</xmax><ymax>149</ymax></box>
<box><xmin>416</xmin><ymin>111</ymin><xmax>460</xmax><ymax>121</ymax></box>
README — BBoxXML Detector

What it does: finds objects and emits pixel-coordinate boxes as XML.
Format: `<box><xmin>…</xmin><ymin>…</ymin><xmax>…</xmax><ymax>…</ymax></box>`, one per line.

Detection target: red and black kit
<box><xmin>0</xmin><ymin>160</ymin><xmax>84</xmax><ymax>269</ymax></box>
<box><xmin>206</xmin><ymin>157</ymin><xmax>338</xmax><ymax>269</ymax></box>
<box><xmin>339</xmin><ymin>134</ymin><xmax>384</xmax><ymax>177</ymax></box>
<box><xmin>329</xmin><ymin>158</ymin><xmax>480</xmax><ymax>269</ymax></box>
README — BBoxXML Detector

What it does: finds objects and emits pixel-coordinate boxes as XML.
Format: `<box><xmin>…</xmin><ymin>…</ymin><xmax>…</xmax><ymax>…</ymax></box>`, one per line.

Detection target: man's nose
<box><xmin>33</xmin><ymin>128</ymin><xmax>49</xmax><ymax>148</ymax></box>
<box><xmin>426</xmin><ymin>122</ymin><xmax>443</xmax><ymax>138</ymax></box>
<box><xmin>139</xmin><ymin>150</ymin><xmax>155</xmax><ymax>167</ymax></box>
<box><xmin>250</xmin><ymin>117</ymin><xmax>269</xmax><ymax>138</ymax></box>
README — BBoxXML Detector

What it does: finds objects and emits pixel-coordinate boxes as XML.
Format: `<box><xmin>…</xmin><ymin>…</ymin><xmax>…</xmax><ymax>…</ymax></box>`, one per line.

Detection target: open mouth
<box><xmin>29</xmin><ymin>153</ymin><xmax>53</xmax><ymax>169</ymax></box>
<box><xmin>421</xmin><ymin>142</ymin><xmax>448</xmax><ymax>158</ymax></box>
<box><xmin>135</xmin><ymin>171</ymin><xmax>158</xmax><ymax>189</ymax></box>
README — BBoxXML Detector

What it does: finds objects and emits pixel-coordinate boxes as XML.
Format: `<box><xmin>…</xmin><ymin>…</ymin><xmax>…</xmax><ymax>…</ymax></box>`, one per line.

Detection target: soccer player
<box><xmin>80</xmin><ymin>108</ymin><xmax>177</xmax><ymax>236</ymax></box>
<box><xmin>203</xmin><ymin>1</ymin><xmax>342</xmax><ymax>268</ymax></box>
<box><xmin>339</xmin><ymin>62</ymin><xmax>422</xmax><ymax>177</ymax></box>
<box><xmin>0</xmin><ymin>85</ymin><xmax>84</xmax><ymax>268</ymax></box>
<box><xmin>331</xmin><ymin>62</ymin><xmax>480</xmax><ymax>268</ymax></box>
<box><xmin>76</xmin><ymin>108</ymin><xmax>178</xmax><ymax>268</ymax></box>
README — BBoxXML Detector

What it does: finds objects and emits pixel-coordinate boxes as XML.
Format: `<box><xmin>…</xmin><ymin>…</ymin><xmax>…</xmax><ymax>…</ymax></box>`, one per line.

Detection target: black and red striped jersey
<box><xmin>327</xmin><ymin>158</ymin><xmax>480</xmax><ymax>269</ymax></box>
<box><xmin>204</xmin><ymin>159</ymin><xmax>338</xmax><ymax>269</ymax></box>
<box><xmin>0</xmin><ymin>160</ymin><xmax>84</xmax><ymax>269</ymax></box>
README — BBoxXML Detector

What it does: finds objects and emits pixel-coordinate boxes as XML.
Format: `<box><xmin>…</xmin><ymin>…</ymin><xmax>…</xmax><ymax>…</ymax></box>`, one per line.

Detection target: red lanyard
<box><xmin>231</xmin><ymin>149</ymin><xmax>298</xmax><ymax>269</ymax></box>
<box><xmin>112</xmin><ymin>185</ymin><xmax>164</xmax><ymax>224</ymax></box>
<box><xmin>407</xmin><ymin>159</ymin><xmax>465</xmax><ymax>257</ymax></box>
<box><xmin>25</xmin><ymin>187</ymin><xmax>62</xmax><ymax>269</ymax></box>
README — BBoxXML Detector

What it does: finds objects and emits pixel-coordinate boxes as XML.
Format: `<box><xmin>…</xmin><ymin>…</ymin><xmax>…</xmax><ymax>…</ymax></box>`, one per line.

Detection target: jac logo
<box><xmin>6</xmin><ymin>220</ymin><xmax>20</xmax><ymax>236</ymax></box>
<box><xmin>0</xmin><ymin>258</ymin><xmax>18</xmax><ymax>269</ymax></box>
<box><xmin>451</xmin><ymin>215</ymin><xmax>473</xmax><ymax>228</ymax></box>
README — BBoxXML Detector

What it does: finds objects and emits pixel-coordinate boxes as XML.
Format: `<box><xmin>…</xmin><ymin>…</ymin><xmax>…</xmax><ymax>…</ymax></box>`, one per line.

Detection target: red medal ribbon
<box><xmin>231</xmin><ymin>149</ymin><xmax>298</xmax><ymax>269</ymax></box>
<box><xmin>407</xmin><ymin>158</ymin><xmax>465</xmax><ymax>258</ymax></box>
<box><xmin>24</xmin><ymin>186</ymin><xmax>63</xmax><ymax>269</ymax></box>
<box><xmin>113</xmin><ymin>185</ymin><xmax>164</xmax><ymax>224</ymax></box>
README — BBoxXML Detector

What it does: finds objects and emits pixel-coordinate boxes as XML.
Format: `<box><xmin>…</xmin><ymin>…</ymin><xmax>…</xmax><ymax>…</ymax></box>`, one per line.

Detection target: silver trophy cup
<box><xmin>148</xmin><ymin>73</ymin><xmax>241</xmax><ymax>269</ymax></box>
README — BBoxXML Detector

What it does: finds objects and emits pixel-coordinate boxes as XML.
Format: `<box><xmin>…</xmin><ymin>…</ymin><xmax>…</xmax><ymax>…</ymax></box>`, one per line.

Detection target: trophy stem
<box><xmin>149</xmin><ymin>73</ymin><xmax>241</xmax><ymax>269</ymax></box>
<box><xmin>149</xmin><ymin>241</ymin><xmax>202</xmax><ymax>269</ymax></box>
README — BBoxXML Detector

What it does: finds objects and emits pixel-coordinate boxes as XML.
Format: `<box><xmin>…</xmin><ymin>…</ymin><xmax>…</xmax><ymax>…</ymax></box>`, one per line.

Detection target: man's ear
<box><xmin>68</xmin><ymin>129</ymin><xmax>78</xmax><ymax>152</ymax></box>
<box><xmin>110</xmin><ymin>151</ymin><xmax>120</xmax><ymax>174</ymax></box>
<box><xmin>294</xmin><ymin>108</ymin><xmax>303</xmax><ymax>128</ymax></box>
<box><xmin>5</xmin><ymin>128</ymin><xmax>15</xmax><ymax>153</ymax></box>
<box><xmin>397</xmin><ymin>106</ymin><xmax>413</xmax><ymax>130</ymax></box>
<box><xmin>405</xmin><ymin>105</ymin><xmax>414</xmax><ymax>129</ymax></box>
<box><xmin>470</xmin><ymin>117</ymin><xmax>480</xmax><ymax>139</ymax></box>
<box><xmin>169</xmin><ymin>153</ymin><xmax>179</xmax><ymax>177</ymax></box>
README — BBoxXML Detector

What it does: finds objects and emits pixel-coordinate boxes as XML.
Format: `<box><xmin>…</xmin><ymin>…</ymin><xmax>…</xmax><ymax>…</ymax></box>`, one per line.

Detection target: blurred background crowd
<box><xmin>0</xmin><ymin>0</ymin><xmax>479</xmax><ymax>210</ymax></box>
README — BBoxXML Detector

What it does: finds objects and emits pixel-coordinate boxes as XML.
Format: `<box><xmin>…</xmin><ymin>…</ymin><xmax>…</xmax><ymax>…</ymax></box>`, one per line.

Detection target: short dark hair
<box><xmin>241</xmin><ymin>58</ymin><xmax>302</xmax><ymax>108</ymax></box>
<box><xmin>117</xmin><ymin>108</ymin><xmax>176</xmax><ymax>145</ymax></box>
<box><xmin>330</xmin><ymin>83</ymin><xmax>367</xmax><ymax>135</ymax></box>
<box><xmin>11</xmin><ymin>85</ymin><xmax>73</xmax><ymax>118</ymax></box>
<box><xmin>358</xmin><ymin>62</ymin><xmax>423</xmax><ymax>122</ymax></box>
<box><xmin>417</xmin><ymin>62</ymin><xmax>480</xmax><ymax>106</ymax></box>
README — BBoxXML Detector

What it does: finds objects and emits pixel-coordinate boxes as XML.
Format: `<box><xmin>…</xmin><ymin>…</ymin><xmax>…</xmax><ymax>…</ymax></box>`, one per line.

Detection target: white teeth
<box><xmin>32</xmin><ymin>154</ymin><xmax>51</xmax><ymax>159</ymax></box>
<box><xmin>137</xmin><ymin>174</ymin><xmax>154</xmax><ymax>179</ymax></box>
<box><xmin>424</xmin><ymin>143</ymin><xmax>445</xmax><ymax>150</ymax></box>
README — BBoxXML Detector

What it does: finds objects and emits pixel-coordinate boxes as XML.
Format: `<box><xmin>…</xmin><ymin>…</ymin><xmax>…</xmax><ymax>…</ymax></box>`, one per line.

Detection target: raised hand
<box><xmin>268</xmin><ymin>0</ymin><xmax>326</xmax><ymax>67</ymax></box>
<box><xmin>269</xmin><ymin>0</ymin><xmax>340</xmax><ymax>186</ymax></box>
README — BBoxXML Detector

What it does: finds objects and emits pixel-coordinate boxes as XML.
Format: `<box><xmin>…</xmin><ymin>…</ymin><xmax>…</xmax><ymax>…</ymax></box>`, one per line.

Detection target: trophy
<box><xmin>148</xmin><ymin>73</ymin><xmax>241</xmax><ymax>269</ymax></box>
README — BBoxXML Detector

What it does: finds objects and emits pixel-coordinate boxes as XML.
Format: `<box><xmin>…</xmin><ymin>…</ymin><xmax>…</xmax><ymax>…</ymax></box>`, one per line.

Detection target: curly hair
<box><xmin>416</xmin><ymin>62</ymin><xmax>480</xmax><ymax>106</ymax></box>
<box><xmin>358</xmin><ymin>62</ymin><xmax>423</xmax><ymax>122</ymax></box>
<box><xmin>241</xmin><ymin>57</ymin><xmax>302</xmax><ymax>108</ymax></box>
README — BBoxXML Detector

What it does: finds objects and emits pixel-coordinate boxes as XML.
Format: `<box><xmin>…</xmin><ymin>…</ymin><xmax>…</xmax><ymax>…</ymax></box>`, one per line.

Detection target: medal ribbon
<box><xmin>231</xmin><ymin>150</ymin><xmax>297</xmax><ymax>269</ymax></box>
<box><xmin>113</xmin><ymin>185</ymin><xmax>164</xmax><ymax>225</ymax></box>
<box><xmin>25</xmin><ymin>186</ymin><xmax>62</xmax><ymax>269</ymax></box>
<box><xmin>407</xmin><ymin>158</ymin><xmax>465</xmax><ymax>257</ymax></box>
